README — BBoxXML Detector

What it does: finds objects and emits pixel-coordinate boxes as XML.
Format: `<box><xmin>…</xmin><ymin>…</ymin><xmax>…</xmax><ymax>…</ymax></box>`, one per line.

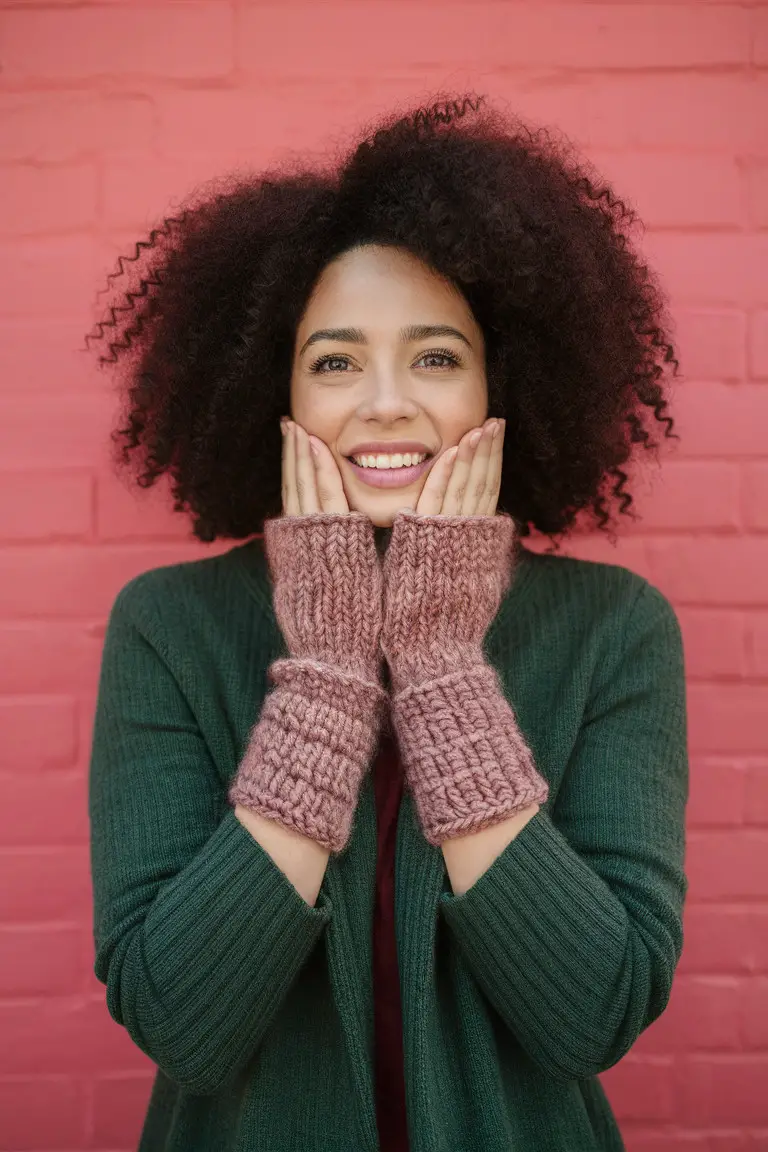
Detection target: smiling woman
<box><xmin>84</xmin><ymin>91</ymin><xmax>688</xmax><ymax>1152</ymax></box>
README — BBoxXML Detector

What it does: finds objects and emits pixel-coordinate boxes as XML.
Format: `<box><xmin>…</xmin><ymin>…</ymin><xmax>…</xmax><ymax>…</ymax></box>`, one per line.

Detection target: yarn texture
<box><xmin>228</xmin><ymin>512</ymin><xmax>387</xmax><ymax>853</ymax></box>
<box><xmin>381</xmin><ymin>510</ymin><xmax>550</xmax><ymax>845</ymax></box>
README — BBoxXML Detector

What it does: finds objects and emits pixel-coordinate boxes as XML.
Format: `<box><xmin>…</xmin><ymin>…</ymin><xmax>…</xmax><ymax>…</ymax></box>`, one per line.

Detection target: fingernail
<box><xmin>308</xmin><ymin>436</ymin><xmax>320</xmax><ymax>458</ymax></box>
<box><xmin>469</xmin><ymin>430</ymin><xmax>482</xmax><ymax>447</ymax></box>
<box><xmin>491</xmin><ymin>421</ymin><xmax>501</xmax><ymax>439</ymax></box>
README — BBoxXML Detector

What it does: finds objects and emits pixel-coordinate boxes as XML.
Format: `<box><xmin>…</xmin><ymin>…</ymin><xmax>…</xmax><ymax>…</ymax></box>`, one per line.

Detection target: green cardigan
<box><xmin>88</xmin><ymin>535</ymin><xmax>689</xmax><ymax>1151</ymax></box>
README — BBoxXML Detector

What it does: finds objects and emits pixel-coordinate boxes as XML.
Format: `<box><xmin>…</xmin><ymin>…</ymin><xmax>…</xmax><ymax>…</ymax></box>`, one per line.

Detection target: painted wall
<box><xmin>0</xmin><ymin>1</ymin><xmax>766</xmax><ymax>1147</ymax></box>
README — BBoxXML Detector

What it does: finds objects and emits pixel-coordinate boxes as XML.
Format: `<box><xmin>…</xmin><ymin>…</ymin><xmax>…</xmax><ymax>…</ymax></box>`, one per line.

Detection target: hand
<box><xmin>410</xmin><ymin>417</ymin><xmax>505</xmax><ymax>517</ymax></box>
<box><xmin>280</xmin><ymin>417</ymin><xmax>349</xmax><ymax>516</ymax></box>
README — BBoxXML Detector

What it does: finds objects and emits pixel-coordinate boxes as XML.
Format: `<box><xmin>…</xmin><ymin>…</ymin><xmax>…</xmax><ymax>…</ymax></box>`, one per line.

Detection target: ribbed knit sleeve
<box><xmin>438</xmin><ymin>581</ymin><xmax>689</xmax><ymax>1081</ymax></box>
<box><xmin>88</xmin><ymin>580</ymin><xmax>332</xmax><ymax>1096</ymax></box>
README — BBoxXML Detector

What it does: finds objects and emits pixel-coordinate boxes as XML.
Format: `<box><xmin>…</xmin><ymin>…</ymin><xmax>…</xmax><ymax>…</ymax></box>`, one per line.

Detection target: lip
<box><xmin>345</xmin><ymin>454</ymin><xmax>434</xmax><ymax>489</ymax></box>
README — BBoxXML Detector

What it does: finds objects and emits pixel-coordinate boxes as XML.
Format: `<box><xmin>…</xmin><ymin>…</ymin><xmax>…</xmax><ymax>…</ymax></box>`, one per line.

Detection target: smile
<box><xmin>344</xmin><ymin>454</ymin><xmax>433</xmax><ymax>489</ymax></box>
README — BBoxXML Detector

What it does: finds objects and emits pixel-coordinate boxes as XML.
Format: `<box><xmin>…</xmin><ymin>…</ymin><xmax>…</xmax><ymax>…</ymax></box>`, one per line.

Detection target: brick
<box><xmin>622</xmin><ymin>1130</ymin><xmax>760</xmax><ymax>1152</ymax></box>
<box><xmin>743</xmin><ymin>464</ymin><xmax>768</xmax><ymax>530</ymax></box>
<box><xmin>670</xmin><ymin>310</ymin><xmax>746</xmax><ymax>382</ymax></box>
<box><xmin>0</xmin><ymin>697</ymin><xmax>78</xmax><ymax>771</ymax></box>
<box><xmin>92</xmin><ymin>1074</ymin><xmax>154</xmax><ymax>1147</ymax></box>
<box><xmin>103</xmin><ymin>153</ymin><xmax>225</xmax><ymax>230</ymax></box>
<box><xmin>0</xmin><ymin>391</ymin><xmax>115</xmax><ymax>470</ymax></box>
<box><xmin>0</xmin><ymin>318</ymin><xmax>102</xmax><ymax>395</ymax></box>
<box><xmin>1</xmin><ymin>4</ymin><xmax>233</xmax><ymax>80</ymax></box>
<box><xmin>0</xmin><ymin>772</ymin><xmax>88</xmax><ymax>846</ymax></box>
<box><xmin>620</xmin><ymin>462</ymin><xmax>740</xmax><ymax>532</ymax></box>
<box><xmin>155</xmin><ymin>86</ymin><xmax>349</xmax><ymax>158</ymax></box>
<box><xmin>686</xmin><ymin>758</ymin><xmax>748</xmax><ymax>827</ymax></box>
<box><xmin>0</xmin><ymin>164</ymin><xmax>97</xmax><ymax>237</ymax></box>
<box><xmin>0</xmin><ymin>93</ymin><xmax>154</xmax><ymax>164</ymax></box>
<box><xmin>642</xmin><ymin>232</ymin><xmax>768</xmax><ymax>308</ymax></box>
<box><xmin>511</xmin><ymin>74</ymin><xmax>768</xmax><ymax>152</ymax></box>
<box><xmin>638</xmin><ymin>976</ymin><xmax>741</xmax><ymax>1053</ymax></box>
<box><xmin>0</xmin><ymin>540</ymin><xmax>215</xmax><ymax>618</ymax></box>
<box><xmin>237</xmin><ymin>4</ymin><xmax>749</xmax><ymax>74</ymax></box>
<box><xmin>0</xmin><ymin>471</ymin><xmax>92</xmax><ymax>540</ymax></box>
<box><xmin>686</xmin><ymin>830</ymin><xmax>768</xmax><ymax>899</ymax></box>
<box><xmin>676</xmin><ymin>1055</ymin><xmax>768</xmax><ymax>1124</ymax></box>
<box><xmin>741</xmin><ymin>979</ymin><xmax>768</xmax><ymax>1048</ymax></box>
<box><xmin>0</xmin><ymin>996</ymin><xmax>150</xmax><ymax>1076</ymax></box>
<box><xmin>582</xmin><ymin>150</ymin><xmax>747</xmax><ymax>228</ymax></box>
<box><xmin>755</xmin><ymin>6</ymin><xmax>768</xmax><ymax>68</ymax></box>
<box><xmin>0</xmin><ymin>622</ymin><xmax>103</xmax><ymax>696</ymax></box>
<box><xmin>670</xmin><ymin>383</ymin><xmax>768</xmax><ymax>458</ymax></box>
<box><xmin>96</xmin><ymin>473</ymin><xmax>192</xmax><ymax>541</ymax></box>
<box><xmin>0</xmin><ymin>1076</ymin><xmax>86</xmax><ymax>1148</ymax></box>
<box><xmin>748</xmin><ymin>312</ymin><xmax>768</xmax><ymax>380</ymax></box>
<box><xmin>599</xmin><ymin>1057</ymin><xmax>675</xmax><ymax>1121</ymax></box>
<box><xmin>744</xmin><ymin>162</ymin><xmax>768</xmax><ymax>230</ymax></box>
<box><xmin>0</xmin><ymin>925</ymin><xmax>82</xmax><ymax>996</ymax></box>
<box><xmin>0</xmin><ymin>238</ymin><xmax>103</xmax><ymax>320</ymax></box>
<box><xmin>746</xmin><ymin>762</ymin><xmax>768</xmax><ymax>826</ymax></box>
<box><xmin>648</xmin><ymin>537</ymin><xmax>768</xmax><ymax>606</ymax></box>
<box><xmin>679</xmin><ymin>905</ymin><xmax>768</xmax><ymax>974</ymax></box>
<box><xmin>687</xmin><ymin>685</ymin><xmax>768</xmax><ymax>755</ymax></box>
<box><xmin>554</xmin><ymin>534</ymin><xmax>649</xmax><ymax>581</ymax></box>
<box><xmin>0</xmin><ymin>847</ymin><xmax>90</xmax><ymax>921</ymax></box>
<box><xmin>676</xmin><ymin>610</ymin><xmax>747</xmax><ymax>679</ymax></box>
<box><xmin>748</xmin><ymin>613</ymin><xmax>768</xmax><ymax>678</ymax></box>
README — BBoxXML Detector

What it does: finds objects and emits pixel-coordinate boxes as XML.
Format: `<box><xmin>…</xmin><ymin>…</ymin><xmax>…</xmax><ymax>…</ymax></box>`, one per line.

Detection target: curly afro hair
<box><xmin>83</xmin><ymin>91</ymin><xmax>680</xmax><ymax>548</ymax></box>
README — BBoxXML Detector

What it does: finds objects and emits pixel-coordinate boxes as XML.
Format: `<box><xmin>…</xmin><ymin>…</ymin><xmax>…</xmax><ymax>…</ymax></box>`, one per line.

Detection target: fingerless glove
<box><xmin>229</xmin><ymin>512</ymin><xmax>387</xmax><ymax>853</ymax></box>
<box><xmin>380</xmin><ymin>510</ymin><xmax>549</xmax><ymax>846</ymax></box>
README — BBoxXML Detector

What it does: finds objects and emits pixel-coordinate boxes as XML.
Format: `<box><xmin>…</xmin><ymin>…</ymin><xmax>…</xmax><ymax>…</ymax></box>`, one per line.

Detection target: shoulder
<box><xmin>105</xmin><ymin>539</ymin><xmax>269</xmax><ymax>644</ymax></box>
<box><xmin>518</xmin><ymin>546</ymin><xmax>683</xmax><ymax>664</ymax></box>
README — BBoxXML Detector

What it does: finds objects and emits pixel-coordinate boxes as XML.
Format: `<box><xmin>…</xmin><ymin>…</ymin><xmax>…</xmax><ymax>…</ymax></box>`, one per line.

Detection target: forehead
<box><xmin>301</xmin><ymin>244</ymin><xmax>477</xmax><ymax>332</ymax></box>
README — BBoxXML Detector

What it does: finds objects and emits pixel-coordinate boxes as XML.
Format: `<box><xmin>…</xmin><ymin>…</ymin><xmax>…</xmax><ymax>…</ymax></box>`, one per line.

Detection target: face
<box><xmin>289</xmin><ymin>243</ymin><xmax>488</xmax><ymax>527</ymax></box>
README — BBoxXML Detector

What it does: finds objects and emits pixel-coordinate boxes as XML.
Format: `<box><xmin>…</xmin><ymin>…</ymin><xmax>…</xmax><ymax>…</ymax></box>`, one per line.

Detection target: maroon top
<box><xmin>371</xmin><ymin>728</ymin><xmax>410</xmax><ymax>1151</ymax></box>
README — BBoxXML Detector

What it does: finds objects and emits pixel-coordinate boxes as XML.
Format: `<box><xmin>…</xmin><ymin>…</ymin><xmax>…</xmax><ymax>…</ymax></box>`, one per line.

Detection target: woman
<box><xmin>86</xmin><ymin>93</ymin><xmax>688</xmax><ymax>1151</ymax></box>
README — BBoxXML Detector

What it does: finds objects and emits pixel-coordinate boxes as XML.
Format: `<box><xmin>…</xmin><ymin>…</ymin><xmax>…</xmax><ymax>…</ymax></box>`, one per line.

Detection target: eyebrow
<box><xmin>298</xmin><ymin>324</ymin><xmax>472</xmax><ymax>358</ymax></box>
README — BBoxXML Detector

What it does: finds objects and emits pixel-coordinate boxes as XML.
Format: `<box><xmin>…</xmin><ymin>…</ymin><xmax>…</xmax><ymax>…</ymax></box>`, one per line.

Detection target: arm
<box><xmin>89</xmin><ymin>580</ymin><xmax>334</xmax><ymax>1097</ymax></box>
<box><xmin>438</xmin><ymin>582</ymin><xmax>689</xmax><ymax>1080</ymax></box>
<box><xmin>234</xmin><ymin>806</ymin><xmax>330</xmax><ymax>907</ymax></box>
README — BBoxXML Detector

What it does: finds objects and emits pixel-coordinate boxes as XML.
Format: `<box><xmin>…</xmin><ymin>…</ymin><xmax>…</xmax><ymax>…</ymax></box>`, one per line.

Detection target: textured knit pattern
<box><xmin>381</xmin><ymin>510</ymin><xmax>550</xmax><ymax>845</ymax></box>
<box><xmin>228</xmin><ymin>511</ymin><xmax>388</xmax><ymax>853</ymax></box>
<box><xmin>88</xmin><ymin>536</ymin><xmax>689</xmax><ymax>1151</ymax></box>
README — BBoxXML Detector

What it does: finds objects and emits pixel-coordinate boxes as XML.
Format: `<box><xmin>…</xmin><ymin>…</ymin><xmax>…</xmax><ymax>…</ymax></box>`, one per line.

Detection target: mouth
<box><xmin>344</xmin><ymin>452</ymin><xmax>435</xmax><ymax>489</ymax></box>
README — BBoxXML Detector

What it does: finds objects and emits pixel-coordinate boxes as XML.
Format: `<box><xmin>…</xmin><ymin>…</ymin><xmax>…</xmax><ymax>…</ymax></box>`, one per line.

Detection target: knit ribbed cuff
<box><xmin>391</xmin><ymin>662</ymin><xmax>549</xmax><ymax>846</ymax></box>
<box><xmin>228</xmin><ymin>658</ymin><xmax>388</xmax><ymax>854</ymax></box>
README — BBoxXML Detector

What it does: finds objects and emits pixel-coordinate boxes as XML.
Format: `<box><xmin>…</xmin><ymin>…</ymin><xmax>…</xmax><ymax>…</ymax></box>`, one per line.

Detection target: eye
<box><xmin>307</xmin><ymin>348</ymin><xmax>464</xmax><ymax>374</ymax></box>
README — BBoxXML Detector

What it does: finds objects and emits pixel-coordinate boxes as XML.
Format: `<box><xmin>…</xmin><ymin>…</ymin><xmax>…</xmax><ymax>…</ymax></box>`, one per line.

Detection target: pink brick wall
<box><xmin>0</xmin><ymin>2</ymin><xmax>766</xmax><ymax>1148</ymax></box>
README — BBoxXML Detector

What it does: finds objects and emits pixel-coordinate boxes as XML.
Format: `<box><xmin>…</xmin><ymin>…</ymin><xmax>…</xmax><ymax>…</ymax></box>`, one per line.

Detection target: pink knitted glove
<box><xmin>228</xmin><ymin>512</ymin><xmax>388</xmax><ymax>853</ymax></box>
<box><xmin>380</xmin><ymin>510</ymin><xmax>549</xmax><ymax>847</ymax></box>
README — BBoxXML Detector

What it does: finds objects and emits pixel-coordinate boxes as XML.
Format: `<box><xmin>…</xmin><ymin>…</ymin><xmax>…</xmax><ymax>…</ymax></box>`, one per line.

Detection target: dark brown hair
<box><xmin>84</xmin><ymin>92</ymin><xmax>680</xmax><ymax>548</ymax></box>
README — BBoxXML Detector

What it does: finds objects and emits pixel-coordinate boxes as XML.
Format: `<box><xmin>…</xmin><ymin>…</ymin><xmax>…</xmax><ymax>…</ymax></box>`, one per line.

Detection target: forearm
<box><xmin>441</xmin><ymin>803</ymin><xmax>540</xmax><ymax>896</ymax></box>
<box><xmin>235</xmin><ymin>805</ymin><xmax>331</xmax><ymax>907</ymax></box>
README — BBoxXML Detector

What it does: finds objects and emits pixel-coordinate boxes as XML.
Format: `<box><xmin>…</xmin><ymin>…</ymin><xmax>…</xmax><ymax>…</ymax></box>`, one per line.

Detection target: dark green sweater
<box><xmin>88</xmin><ymin>535</ymin><xmax>689</xmax><ymax>1151</ymax></box>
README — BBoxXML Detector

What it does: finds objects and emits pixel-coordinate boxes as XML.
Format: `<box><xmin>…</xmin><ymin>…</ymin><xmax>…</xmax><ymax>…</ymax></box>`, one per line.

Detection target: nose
<box><xmin>356</xmin><ymin>365</ymin><xmax>420</xmax><ymax>423</ymax></box>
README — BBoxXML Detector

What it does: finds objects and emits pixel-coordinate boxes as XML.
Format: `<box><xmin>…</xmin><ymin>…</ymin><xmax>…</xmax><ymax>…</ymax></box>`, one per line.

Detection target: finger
<box><xmin>414</xmin><ymin>446</ymin><xmax>458</xmax><ymax>515</ymax></box>
<box><xmin>442</xmin><ymin>420</ymin><xmax>495</xmax><ymax>515</ymax></box>
<box><xmin>293</xmin><ymin>423</ymin><xmax>321</xmax><ymax>515</ymax></box>
<box><xmin>308</xmin><ymin>435</ymin><xmax>350</xmax><ymax>514</ymax></box>
<box><xmin>283</xmin><ymin>421</ymin><xmax>301</xmax><ymax>517</ymax></box>
<box><xmin>479</xmin><ymin>418</ymin><xmax>504</xmax><ymax>516</ymax></box>
<box><xmin>460</xmin><ymin>419</ymin><xmax>497</xmax><ymax>516</ymax></box>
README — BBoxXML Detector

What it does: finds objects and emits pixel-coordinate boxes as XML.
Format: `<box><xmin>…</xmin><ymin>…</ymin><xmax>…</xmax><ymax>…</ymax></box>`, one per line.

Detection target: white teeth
<box><xmin>351</xmin><ymin>452</ymin><xmax>427</xmax><ymax>469</ymax></box>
